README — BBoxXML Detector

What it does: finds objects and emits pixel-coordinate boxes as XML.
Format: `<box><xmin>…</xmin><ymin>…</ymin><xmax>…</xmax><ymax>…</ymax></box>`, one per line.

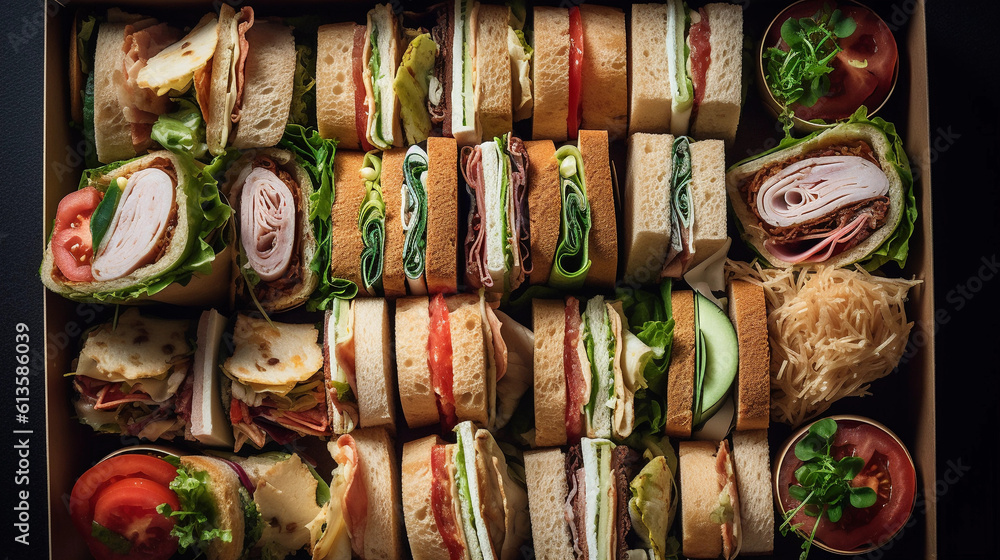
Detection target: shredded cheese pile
<box><xmin>726</xmin><ymin>260</ymin><xmax>921</xmax><ymax>426</ymax></box>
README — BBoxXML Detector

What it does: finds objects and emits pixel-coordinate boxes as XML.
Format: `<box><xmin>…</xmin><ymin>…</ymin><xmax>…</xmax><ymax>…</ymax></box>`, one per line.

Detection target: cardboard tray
<box><xmin>42</xmin><ymin>1</ymin><xmax>936</xmax><ymax>558</ymax></box>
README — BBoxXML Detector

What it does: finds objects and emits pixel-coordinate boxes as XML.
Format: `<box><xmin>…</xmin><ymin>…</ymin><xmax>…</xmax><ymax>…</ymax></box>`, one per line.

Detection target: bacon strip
<box><xmin>461</xmin><ymin>145</ymin><xmax>491</xmax><ymax>288</ymax></box>
<box><xmin>240</xmin><ymin>164</ymin><xmax>296</xmax><ymax>282</ymax></box>
<box><xmin>231</xmin><ymin>7</ymin><xmax>254</xmax><ymax>124</ymax></box>
<box><xmin>335</xmin><ymin>435</ymin><xmax>368</xmax><ymax>557</ymax></box>
<box><xmin>91</xmin><ymin>168</ymin><xmax>176</xmax><ymax>281</ymax></box>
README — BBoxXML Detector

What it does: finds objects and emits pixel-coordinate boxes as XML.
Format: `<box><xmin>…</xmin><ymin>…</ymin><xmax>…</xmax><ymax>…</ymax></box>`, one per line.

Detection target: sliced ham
<box><xmin>507</xmin><ymin>135</ymin><xmax>531</xmax><ymax>288</ymax></box>
<box><xmin>91</xmin><ymin>168</ymin><xmax>176</xmax><ymax>281</ymax></box>
<box><xmin>765</xmin><ymin>213</ymin><xmax>872</xmax><ymax>264</ymax></box>
<box><xmin>688</xmin><ymin>8</ymin><xmax>711</xmax><ymax>117</ymax></box>
<box><xmin>120</xmin><ymin>20</ymin><xmax>180</xmax><ymax>151</ymax></box>
<box><xmin>231</xmin><ymin>7</ymin><xmax>254</xmax><ymax>123</ymax></box>
<box><xmin>462</xmin><ymin>145</ymin><xmax>491</xmax><ymax>288</ymax></box>
<box><xmin>334</xmin><ymin>435</ymin><xmax>368</xmax><ymax>557</ymax></box>
<box><xmin>755</xmin><ymin>155</ymin><xmax>890</xmax><ymax>228</ymax></box>
<box><xmin>564</xmin><ymin>297</ymin><xmax>587</xmax><ymax>443</ymax></box>
<box><xmin>484</xmin><ymin>303</ymin><xmax>508</xmax><ymax>382</ymax></box>
<box><xmin>352</xmin><ymin>25</ymin><xmax>375</xmax><ymax>152</ymax></box>
<box><xmin>240</xmin><ymin>165</ymin><xmax>296</xmax><ymax>282</ymax></box>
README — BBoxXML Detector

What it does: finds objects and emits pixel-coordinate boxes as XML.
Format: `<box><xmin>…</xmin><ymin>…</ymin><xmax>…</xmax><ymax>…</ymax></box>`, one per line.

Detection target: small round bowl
<box><xmin>772</xmin><ymin>414</ymin><xmax>916</xmax><ymax>555</ymax></box>
<box><xmin>100</xmin><ymin>444</ymin><xmax>183</xmax><ymax>462</ymax></box>
<box><xmin>757</xmin><ymin>0</ymin><xmax>900</xmax><ymax>133</ymax></box>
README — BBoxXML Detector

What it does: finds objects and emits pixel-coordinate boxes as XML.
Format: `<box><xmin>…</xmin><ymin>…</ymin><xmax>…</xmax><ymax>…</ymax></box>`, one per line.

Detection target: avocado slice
<box><xmin>693</xmin><ymin>293</ymin><xmax>739</xmax><ymax>425</ymax></box>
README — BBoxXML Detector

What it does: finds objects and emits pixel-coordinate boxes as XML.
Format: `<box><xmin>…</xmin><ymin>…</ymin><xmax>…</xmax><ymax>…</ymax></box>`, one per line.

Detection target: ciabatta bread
<box><xmin>401</xmin><ymin>435</ymin><xmax>452</xmax><ymax>560</ymax></box>
<box><xmin>524</xmin><ymin>449</ymin><xmax>574</xmax><ymax>560</ymax></box>
<box><xmin>446</xmin><ymin>293</ymin><xmax>488</xmax><ymax>425</ymax></box>
<box><xmin>532</xmin><ymin>299</ymin><xmax>568</xmax><ymax>447</ymax></box>
<box><xmin>394</xmin><ymin>297</ymin><xmax>438</xmax><ymax>428</ymax></box>
<box><xmin>231</xmin><ymin>21</ymin><xmax>295</xmax><ymax>149</ymax></box>
<box><xmin>316</xmin><ymin>23</ymin><xmax>362</xmax><ymax>148</ymax></box>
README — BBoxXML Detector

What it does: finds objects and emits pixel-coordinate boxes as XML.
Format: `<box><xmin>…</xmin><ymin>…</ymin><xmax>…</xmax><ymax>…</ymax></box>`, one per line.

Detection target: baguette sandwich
<box><xmin>380</xmin><ymin>137</ymin><xmax>459</xmax><ymax>297</ymax></box>
<box><xmin>223</xmin><ymin>148</ymin><xmax>319</xmax><ymax>312</ymax></box>
<box><xmin>525</xmin><ymin>130</ymin><xmax>617</xmax><ymax>290</ymax></box>
<box><xmin>462</xmin><ymin>133</ymin><xmax>531</xmax><ymax>293</ymax></box>
<box><xmin>401</xmin><ymin>421</ymin><xmax>529</xmax><ymax>560</ymax></box>
<box><xmin>532</xmin><ymin>295</ymin><xmax>652</xmax><ymax>446</ymax></box>
<box><xmin>679</xmin><ymin>440</ymin><xmax>742</xmax><ymax>559</ymax></box>
<box><xmin>316</xmin><ymin>4</ymin><xmax>403</xmax><ymax>151</ymax></box>
<box><xmin>629</xmin><ymin>2</ymin><xmax>744</xmax><ymax>143</ymax></box>
<box><xmin>532</xmin><ymin>5</ymin><xmax>627</xmax><ymax>141</ymax></box>
<box><xmin>523</xmin><ymin>437</ymin><xmax>679</xmax><ymax>560</ymax></box>
<box><xmin>726</xmin><ymin>120</ymin><xmax>913</xmax><ymax>269</ymax></box>
<box><xmin>40</xmin><ymin>150</ymin><xmax>230</xmax><ymax>305</ymax></box>
<box><xmin>68</xmin><ymin>308</ymin><xmax>227</xmax><ymax>444</ymax></box>
<box><xmin>623</xmin><ymin>134</ymin><xmax>727</xmax><ymax>282</ymax></box>
<box><xmin>395</xmin><ymin>292</ymin><xmax>532</xmax><ymax>431</ymax></box>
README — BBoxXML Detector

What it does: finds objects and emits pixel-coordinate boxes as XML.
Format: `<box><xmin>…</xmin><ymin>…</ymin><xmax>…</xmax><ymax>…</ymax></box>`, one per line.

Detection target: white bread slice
<box><xmin>665</xmin><ymin>290</ymin><xmax>695</xmax><ymax>438</ymax></box>
<box><xmin>425</xmin><ymin>136</ymin><xmax>459</xmax><ymax>294</ymax></box>
<box><xmin>206</xmin><ymin>4</ymin><xmax>239</xmax><ymax>156</ymax></box>
<box><xmin>447</xmin><ymin>294</ymin><xmax>488</xmax><ymax>425</ymax></box>
<box><xmin>524</xmin><ymin>449</ymin><xmax>574</xmax><ymax>560</ymax></box>
<box><xmin>532</xmin><ymin>299</ymin><xmax>568</xmax><ymax>447</ymax></box>
<box><xmin>728</xmin><ymin>280</ymin><xmax>770</xmax><ymax>431</ymax></box>
<box><xmin>623</xmin><ymin>133</ymin><xmax>674</xmax><ymax>284</ymax></box>
<box><xmin>331</xmin><ymin>151</ymin><xmax>367</xmax><ymax>289</ymax></box>
<box><xmin>353</xmin><ymin>298</ymin><xmax>396</xmax><ymax>429</ymax></box>
<box><xmin>531</xmin><ymin>7</ymin><xmax>569</xmax><ymax>142</ymax></box>
<box><xmin>231</xmin><ymin>20</ymin><xmax>295</xmax><ymax>149</ymax></box>
<box><xmin>689</xmin><ymin>139</ymin><xmax>728</xmax><ymax>269</ymax></box>
<box><xmin>476</xmin><ymin>4</ymin><xmax>513</xmax><ymax>141</ymax></box>
<box><xmin>579</xmin><ymin>5</ymin><xmax>627</xmax><ymax>141</ymax></box>
<box><xmin>401</xmin><ymin>435</ymin><xmax>452</xmax><ymax>560</ymax></box>
<box><xmin>394</xmin><ymin>297</ymin><xmax>439</xmax><ymax>428</ymax></box>
<box><xmin>316</xmin><ymin>23</ymin><xmax>362</xmax><ymax>148</ymax></box>
<box><xmin>732</xmin><ymin>430</ymin><xmax>774</xmax><ymax>555</ymax></box>
<box><xmin>381</xmin><ymin>148</ymin><xmax>408</xmax><ymax>298</ymax></box>
<box><xmin>628</xmin><ymin>4</ymin><xmax>671</xmax><ymax>134</ymax></box>
<box><xmin>525</xmin><ymin>140</ymin><xmax>560</xmax><ymax>286</ymax></box>
<box><xmin>578</xmin><ymin>130</ymin><xmax>617</xmax><ymax>289</ymax></box>
<box><xmin>94</xmin><ymin>23</ymin><xmax>136</xmax><ymax>163</ymax></box>
<box><xmin>179</xmin><ymin>456</ymin><xmax>246</xmax><ymax>560</ymax></box>
<box><xmin>679</xmin><ymin>441</ymin><xmax>723</xmax><ymax>559</ymax></box>
<box><xmin>690</xmin><ymin>3</ymin><xmax>743</xmax><ymax>145</ymax></box>
<box><xmin>352</xmin><ymin>427</ymin><xmax>403</xmax><ymax>559</ymax></box>
<box><xmin>191</xmin><ymin>309</ymin><xmax>234</xmax><ymax>447</ymax></box>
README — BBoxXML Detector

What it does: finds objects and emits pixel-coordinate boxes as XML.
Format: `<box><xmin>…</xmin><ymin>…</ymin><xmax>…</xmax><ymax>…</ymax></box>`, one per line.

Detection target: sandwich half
<box><xmin>221</xmin><ymin>314</ymin><xmax>331</xmax><ymax>451</ymax></box>
<box><xmin>330</xmin><ymin>151</ymin><xmax>387</xmax><ymax>296</ymax></box>
<box><xmin>524</xmin><ymin>437</ymin><xmax>679</xmax><ymax>560</ymax></box>
<box><xmin>323</xmin><ymin>297</ymin><xmax>397</xmax><ymax>434</ymax></box>
<box><xmin>623</xmin><ymin>134</ymin><xmax>727</xmax><ymax>281</ymax></box>
<box><xmin>679</xmin><ymin>440</ymin><xmax>742</xmax><ymax>559</ymax></box>
<box><xmin>531</xmin><ymin>5</ymin><xmax>627</xmax><ymax>141</ymax></box>
<box><xmin>728</xmin><ymin>280</ymin><xmax>770</xmax><ymax>431</ymax></box>
<box><xmin>462</xmin><ymin>133</ymin><xmax>531</xmax><ymax>293</ymax></box>
<box><xmin>401</xmin><ymin>422</ymin><xmax>529</xmax><ymax>560</ymax></box>
<box><xmin>40</xmin><ymin>150</ymin><xmax>230</xmax><ymax>305</ymax></box>
<box><xmin>731</xmin><ymin>430</ymin><xmax>774</xmax><ymax>555</ymax></box>
<box><xmin>224</xmin><ymin>148</ymin><xmax>319</xmax><ymax>312</ymax></box>
<box><xmin>363</xmin><ymin>3</ymin><xmax>404</xmax><ymax>150</ymax></box>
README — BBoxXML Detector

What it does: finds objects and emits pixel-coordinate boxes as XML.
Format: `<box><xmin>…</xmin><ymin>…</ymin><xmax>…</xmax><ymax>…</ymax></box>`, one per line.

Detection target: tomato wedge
<box><xmin>70</xmin><ymin>455</ymin><xmax>181</xmax><ymax>560</ymax></box>
<box><xmin>567</xmin><ymin>6</ymin><xmax>584</xmax><ymax>140</ymax></box>
<box><xmin>51</xmin><ymin>186</ymin><xmax>102</xmax><ymax>282</ymax></box>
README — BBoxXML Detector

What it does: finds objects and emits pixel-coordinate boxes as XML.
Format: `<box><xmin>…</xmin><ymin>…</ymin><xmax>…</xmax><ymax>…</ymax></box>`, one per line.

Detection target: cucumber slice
<box><xmin>694</xmin><ymin>293</ymin><xmax>739</xmax><ymax>424</ymax></box>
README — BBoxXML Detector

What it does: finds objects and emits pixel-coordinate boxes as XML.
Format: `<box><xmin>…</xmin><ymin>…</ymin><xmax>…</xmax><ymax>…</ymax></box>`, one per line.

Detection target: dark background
<box><xmin>2</xmin><ymin>0</ymin><xmax>998</xmax><ymax>558</ymax></box>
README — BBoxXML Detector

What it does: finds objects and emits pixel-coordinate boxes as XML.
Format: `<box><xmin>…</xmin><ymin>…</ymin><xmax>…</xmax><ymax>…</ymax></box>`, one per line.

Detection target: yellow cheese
<box><xmin>223</xmin><ymin>315</ymin><xmax>323</xmax><ymax>388</ymax></box>
<box><xmin>137</xmin><ymin>14</ymin><xmax>220</xmax><ymax>96</ymax></box>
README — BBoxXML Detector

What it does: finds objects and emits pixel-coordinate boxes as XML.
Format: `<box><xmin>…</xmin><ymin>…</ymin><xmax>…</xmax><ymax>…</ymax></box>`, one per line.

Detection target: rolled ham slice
<box><xmin>240</xmin><ymin>166</ymin><xmax>296</xmax><ymax>282</ymax></box>
<box><xmin>765</xmin><ymin>213</ymin><xmax>871</xmax><ymax>264</ymax></box>
<box><xmin>755</xmin><ymin>155</ymin><xmax>889</xmax><ymax>228</ymax></box>
<box><xmin>92</xmin><ymin>168</ymin><xmax>175</xmax><ymax>281</ymax></box>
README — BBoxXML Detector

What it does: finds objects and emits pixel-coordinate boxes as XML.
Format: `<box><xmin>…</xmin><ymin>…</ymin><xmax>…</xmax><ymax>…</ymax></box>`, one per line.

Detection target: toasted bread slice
<box><xmin>531</xmin><ymin>7</ymin><xmax>569</xmax><ymax>141</ymax></box>
<box><xmin>728</xmin><ymin>280</ymin><xmax>770</xmax><ymax>431</ymax></box>
<box><xmin>579</xmin><ymin>5</ymin><xmax>627</xmax><ymax>141</ymax></box>
<box><xmin>532</xmin><ymin>299</ymin><xmax>568</xmax><ymax>447</ymax></box>
<box><xmin>665</xmin><ymin>290</ymin><xmax>695</xmax><ymax>438</ymax></box>
<box><xmin>578</xmin><ymin>130</ymin><xmax>617</xmax><ymax>289</ymax></box>
<box><xmin>525</xmin><ymin>140</ymin><xmax>560</xmax><ymax>286</ymax></box>
<box><xmin>331</xmin><ymin>151</ymin><xmax>367</xmax><ymax>289</ymax></box>
<box><xmin>317</xmin><ymin>23</ymin><xmax>363</xmax><ymax>148</ymax></box>
<box><xmin>425</xmin><ymin>136</ymin><xmax>459</xmax><ymax>294</ymax></box>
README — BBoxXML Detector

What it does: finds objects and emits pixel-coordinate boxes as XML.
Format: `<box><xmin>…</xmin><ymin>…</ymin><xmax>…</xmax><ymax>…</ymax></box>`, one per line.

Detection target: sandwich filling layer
<box><xmin>118</xmin><ymin>18</ymin><xmax>180</xmax><ymax>152</ymax></box>
<box><xmin>687</xmin><ymin>8</ymin><xmax>711</xmax><ymax>120</ymax></box>
<box><xmin>325</xmin><ymin>298</ymin><xmax>358</xmax><ymax>434</ymax></box>
<box><xmin>432</xmin><ymin>444</ymin><xmax>469</xmax><ymax>560</ymax></box>
<box><xmin>364</xmin><ymin>5</ymin><xmax>399</xmax><ymax>150</ymax></box>
<box><xmin>428</xmin><ymin>293</ymin><xmax>458</xmax><ymax>429</ymax></box>
<box><xmin>564</xmin><ymin>296</ymin><xmax>590</xmax><ymax>443</ymax></box>
<box><xmin>583</xmin><ymin>296</ymin><xmax>615</xmax><ymax>439</ymax></box>
<box><xmin>353</xmin><ymin>24</ymin><xmax>375</xmax><ymax>152</ymax></box>
<box><xmin>666</xmin><ymin>0</ymin><xmax>694</xmax><ymax>135</ymax></box>
<box><xmin>738</xmin><ymin>142</ymin><xmax>891</xmax><ymax>263</ymax></box>
<box><xmin>550</xmin><ymin>145</ymin><xmax>591</xmax><ymax>290</ymax></box>
<box><xmin>450</xmin><ymin>0</ymin><xmax>479</xmax><ymax>143</ymax></box>
<box><xmin>662</xmin><ymin>137</ymin><xmax>695</xmax><ymax>278</ymax></box>
<box><xmin>358</xmin><ymin>152</ymin><xmax>386</xmax><ymax>295</ymax></box>
<box><xmin>402</xmin><ymin>144</ymin><xmax>430</xmax><ymax>294</ymax></box>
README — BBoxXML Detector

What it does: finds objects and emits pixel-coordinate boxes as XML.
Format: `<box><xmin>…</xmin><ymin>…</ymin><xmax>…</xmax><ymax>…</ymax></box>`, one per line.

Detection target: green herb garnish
<box><xmin>779</xmin><ymin>418</ymin><xmax>878</xmax><ymax>560</ymax></box>
<box><xmin>91</xmin><ymin>521</ymin><xmax>131</xmax><ymax>555</ymax></box>
<box><xmin>763</xmin><ymin>4</ymin><xmax>857</xmax><ymax>134</ymax></box>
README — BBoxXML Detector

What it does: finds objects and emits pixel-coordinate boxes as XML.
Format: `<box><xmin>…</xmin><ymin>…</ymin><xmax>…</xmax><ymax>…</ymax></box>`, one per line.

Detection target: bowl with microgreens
<box><xmin>758</xmin><ymin>0</ymin><xmax>899</xmax><ymax>134</ymax></box>
<box><xmin>773</xmin><ymin>415</ymin><xmax>917</xmax><ymax>558</ymax></box>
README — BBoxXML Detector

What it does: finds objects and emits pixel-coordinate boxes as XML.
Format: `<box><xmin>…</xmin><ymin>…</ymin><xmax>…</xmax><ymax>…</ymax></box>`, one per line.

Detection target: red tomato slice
<box><xmin>90</xmin><ymin>478</ymin><xmax>179</xmax><ymax>560</ymax></box>
<box><xmin>428</xmin><ymin>293</ymin><xmax>457</xmax><ymax>429</ymax></box>
<box><xmin>52</xmin><ymin>186</ymin><xmax>102</xmax><ymax>282</ymax></box>
<box><xmin>54</xmin><ymin>186</ymin><xmax>102</xmax><ymax>231</ymax></box>
<box><xmin>567</xmin><ymin>6</ymin><xmax>584</xmax><ymax>140</ymax></box>
<box><xmin>70</xmin><ymin>455</ymin><xmax>181</xmax><ymax>560</ymax></box>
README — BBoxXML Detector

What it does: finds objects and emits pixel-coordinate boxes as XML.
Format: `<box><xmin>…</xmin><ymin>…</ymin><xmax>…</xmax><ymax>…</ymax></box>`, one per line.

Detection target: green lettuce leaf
<box><xmin>278</xmin><ymin>124</ymin><xmax>358</xmax><ymax>309</ymax></box>
<box><xmin>402</xmin><ymin>148</ymin><xmax>429</xmax><ymax>281</ymax></box>
<box><xmin>151</xmin><ymin>98</ymin><xmax>207</xmax><ymax>159</ymax></box>
<box><xmin>368</xmin><ymin>24</ymin><xmax>388</xmax><ymax>149</ymax></box>
<box><xmin>617</xmin><ymin>281</ymin><xmax>674</xmax><ymax>435</ymax></box>
<box><xmin>90</xmin><ymin>521</ymin><xmax>131</xmax><ymax>555</ymax></box>
<box><xmin>549</xmin><ymin>145</ymin><xmax>591</xmax><ymax>290</ymax></box>
<box><xmin>157</xmin><ymin>459</ymin><xmax>234</xmax><ymax>553</ymax></box>
<box><xmin>89</xmin><ymin>179</ymin><xmax>121</xmax><ymax>251</ymax></box>
<box><xmin>239</xmin><ymin>487</ymin><xmax>262</xmax><ymax>558</ymax></box>
<box><xmin>729</xmin><ymin>107</ymin><xmax>917</xmax><ymax>271</ymax></box>
<box><xmin>81</xmin><ymin>70</ymin><xmax>98</xmax><ymax>168</ymax></box>
<box><xmin>289</xmin><ymin>43</ymin><xmax>316</xmax><ymax>127</ymax></box>
<box><xmin>358</xmin><ymin>152</ymin><xmax>386</xmax><ymax>294</ymax></box>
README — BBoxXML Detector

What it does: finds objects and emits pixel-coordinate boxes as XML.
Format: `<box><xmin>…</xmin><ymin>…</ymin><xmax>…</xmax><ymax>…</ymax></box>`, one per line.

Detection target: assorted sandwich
<box><xmin>628</xmin><ymin>2</ymin><xmax>744</xmax><ymax>144</ymax></box>
<box><xmin>525</xmin><ymin>130</ymin><xmax>617</xmax><ymax>290</ymax></box>
<box><xmin>623</xmin><ymin>133</ymin><xmax>728</xmax><ymax>282</ymax></box>
<box><xmin>380</xmin><ymin>137</ymin><xmax>460</xmax><ymax>297</ymax></box>
<box><xmin>330</xmin><ymin>150</ymin><xmax>387</xmax><ymax>296</ymax></box>
<box><xmin>532</xmin><ymin>4</ymin><xmax>628</xmax><ymax>141</ymax></box>
<box><xmin>395</xmin><ymin>292</ymin><xmax>532</xmax><ymax>431</ymax></box>
<box><xmin>523</xmin><ymin>436</ymin><xmax>679</xmax><ymax>560</ymax></box>
<box><xmin>41</xmin><ymin>150</ymin><xmax>230</xmax><ymax>305</ymax></box>
<box><xmin>727</xmin><ymin>117</ymin><xmax>915</xmax><ymax>269</ymax></box>
<box><xmin>401</xmin><ymin>421</ymin><xmax>529</xmax><ymax>560</ymax></box>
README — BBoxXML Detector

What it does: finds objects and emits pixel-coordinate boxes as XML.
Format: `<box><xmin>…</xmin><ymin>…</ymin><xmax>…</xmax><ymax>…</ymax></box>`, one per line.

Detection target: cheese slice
<box><xmin>137</xmin><ymin>14</ymin><xmax>220</xmax><ymax>96</ymax></box>
<box><xmin>75</xmin><ymin>308</ymin><xmax>191</xmax><ymax>381</ymax></box>
<box><xmin>254</xmin><ymin>454</ymin><xmax>322</xmax><ymax>554</ymax></box>
<box><xmin>223</xmin><ymin>315</ymin><xmax>324</xmax><ymax>388</ymax></box>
